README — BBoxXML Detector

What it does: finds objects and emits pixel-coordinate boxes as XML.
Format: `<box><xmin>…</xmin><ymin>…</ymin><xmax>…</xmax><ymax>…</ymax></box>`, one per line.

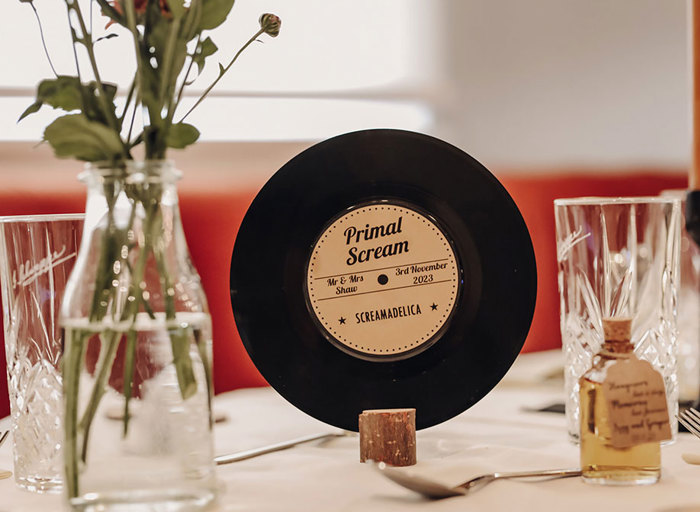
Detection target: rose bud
<box><xmin>259</xmin><ymin>13</ymin><xmax>281</xmax><ymax>37</ymax></box>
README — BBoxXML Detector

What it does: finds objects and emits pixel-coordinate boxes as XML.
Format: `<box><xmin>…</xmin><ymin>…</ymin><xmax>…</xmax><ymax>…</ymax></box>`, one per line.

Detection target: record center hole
<box><xmin>377</xmin><ymin>274</ymin><xmax>388</xmax><ymax>285</ymax></box>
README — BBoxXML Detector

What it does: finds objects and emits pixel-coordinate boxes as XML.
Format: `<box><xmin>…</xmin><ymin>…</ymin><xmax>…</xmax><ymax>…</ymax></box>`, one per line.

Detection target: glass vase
<box><xmin>60</xmin><ymin>161</ymin><xmax>217</xmax><ymax>511</ymax></box>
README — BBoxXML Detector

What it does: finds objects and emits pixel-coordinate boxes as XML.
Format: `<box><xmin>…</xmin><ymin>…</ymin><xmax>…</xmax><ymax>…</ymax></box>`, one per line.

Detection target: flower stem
<box><xmin>78</xmin><ymin>330</ymin><xmax>120</xmax><ymax>463</ymax></box>
<box><xmin>119</xmin><ymin>78</ymin><xmax>136</xmax><ymax>125</ymax></box>
<box><xmin>122</xmin><ymin>0</ymin><xmax>150</xmax><ymax>155</ymax></box>
<box><xmin>64</xmin><ymin>2</ymin><xmax>84</xmax><ymax>83</ymax></box>
<box><xmin>71</xmin><ymin>176</ymin><xmax>136</xmax><ymax>461</ymax></box>
<box><xmin>66</xmin><ymin>0</ymin><xmax>129</xmax><ymax>159</ymax></box>
<box><xmin>64</xmin><ymin>182</ymin><xmax>123</xmax><ymax>498</ymax></box>
<box><xmin>28</xmin><ymin>1</ymin><xmax>58</xmax><ymax>77</ymax></box>
<box><xmin>88</xmin><ymin>193</ymin><xmax>124</xmax><ymax>323</ymax></box>
<box><xmin>179</xmin><ymin>27</ymin><xmax>265</xmax><ymax>122</ymax></box>
<box><xmin>159</xmin><ymin>17</ymin><xmax>182</xmax><ymax>111</ymax></box>
<box><xmin>173</xmin><ymin>34</ymin><xmax>200</xmax><ymax>113</ymax></box>
<box><xmin>150</xmin><ymin>205</ymin><xmax>197</xmax><ymax>399</ymax></box>
<box><xmin>66</xmin><ymin>167</ymin><xmax>201</xmax><ymax>497</ymax></box>
<box><xmin>194</xmin><ymin>328</ymin><xmax>213</xmax><ymax>428</ymax></box>
<box><xmin>64</xmin><ymin>329</ymin><xmax>90</xmax><ymax>499</ymax></box>
<box><xmin>121</xmin><ymin>328</ymin><xmax>137</xmax><ymax>436</ymax></box>
<box><xmin>118</xmin><ymin>195</ymin><xmax>159</xmax><ymax>434</ymax></box>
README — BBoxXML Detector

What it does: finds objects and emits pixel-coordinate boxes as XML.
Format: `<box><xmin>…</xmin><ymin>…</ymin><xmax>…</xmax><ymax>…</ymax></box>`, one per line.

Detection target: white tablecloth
<box><xmin>2</xmin><ymin>351</ymin><xmax>700</xmax><ymax>512</ymax></box>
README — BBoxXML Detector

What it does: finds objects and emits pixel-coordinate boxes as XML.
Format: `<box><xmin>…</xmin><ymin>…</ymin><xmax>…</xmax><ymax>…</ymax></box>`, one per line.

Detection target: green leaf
<box><xmin>24</xmin><ymin>77</ymin><xmax>119</xmax><ymax>126</ymax></box>
<box><xmin>37</xmin><ymin>76</ymin><xmax>83</xmax><ymax>112</ymax></box>
<box><xmin>19</xmin><ymin>76</ymin><xmax>86</xmax><ymax>121</ymax></box>
<box><xmin>90</xmin><ymin>82</ymin><xmax>118</xmax><ymax>104</ymax></box>
<box><xmin>165</xmin><ymin>0</ymin><xmax>186</xmax><ymax>18</ymax></box>
<box><xmin>80</xmin><ymin>81</ymin><xmax>118</xmax><ymax>126</ymax></box>
<box><xmin>95</xmin><ymin>33</ymin><xmax>119</xmax><ymax>43</ymax></box>
<box><xmin>166</xmin><ymin>123</ymin><xmax>200</xmax><ymax>149</ymax></box>
<box><xmin>182</xmin><ymin>0</ymin><xmax>202</xmax><ymax>41</ymax></box>
<box><xmin>18</xmin><ymin>101</ymin><xmax>42</xmax><ymax>122</ymax></box>
<box><xmin>198</xmin><ymin>0</ymin><xmax>235</xmax><ymax>30</ymax></box>
<box><xmin>95</xmin><ymin>0</ymin><xmax>124</xmax><ymax>26</ymax></box>
<box><xmin>44</xmin><ymin>114</ymin><xmax>123</xmax><ymax>161</ymax></box>
<box><xmin>200</xmin><ymin>37</ymin><xmax>218</xmax><ymax>60</ymax></box>
<box><xmin>192</xmin><ymin>37</ymin><xmax>218</xmax><ymax>76</ymax></box>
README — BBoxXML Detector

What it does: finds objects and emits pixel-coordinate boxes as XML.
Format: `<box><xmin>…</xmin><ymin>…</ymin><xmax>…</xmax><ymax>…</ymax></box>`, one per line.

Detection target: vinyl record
<box><xmin>230</xmin><ymin>129</ymin><xmax>536</xmax><ymax>431</ymax></box>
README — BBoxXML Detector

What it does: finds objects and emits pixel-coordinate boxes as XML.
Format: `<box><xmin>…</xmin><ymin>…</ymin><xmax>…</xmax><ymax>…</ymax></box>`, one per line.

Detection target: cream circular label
<box><xmin>306</xmin><ymin>203</ymin><xmax>460</xmax><ymax>358</ymax></box>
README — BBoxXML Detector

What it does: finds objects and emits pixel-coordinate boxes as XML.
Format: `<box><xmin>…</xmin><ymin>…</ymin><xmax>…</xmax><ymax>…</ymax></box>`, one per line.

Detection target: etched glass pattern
<box><xmin>0</xmin><ymin>215</ymin><xmax>82</xmax><ymax>492</ymax></box>
<box><xmin>554</xmin><ymin>198</ymin><xmax>681</xmax><ymax>443</ymax></box>
<box><xmin>661</xmin><ymin>190</ymin><xmax>700</xmax><ymax>404</ymax></box>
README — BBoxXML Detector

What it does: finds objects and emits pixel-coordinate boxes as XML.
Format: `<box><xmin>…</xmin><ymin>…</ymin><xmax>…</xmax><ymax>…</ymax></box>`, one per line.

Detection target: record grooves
<box><xmin>230</xmin><ymin>129</ymin><xmax>536</xmax><ymax>431</ymax></box>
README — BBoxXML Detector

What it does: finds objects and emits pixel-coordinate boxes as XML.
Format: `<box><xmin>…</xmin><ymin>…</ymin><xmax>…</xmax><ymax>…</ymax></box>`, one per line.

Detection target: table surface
<box><xmin>2</xmin><ymin>351</ymin><xmax>700</xmax><ymax>512</ymax></box>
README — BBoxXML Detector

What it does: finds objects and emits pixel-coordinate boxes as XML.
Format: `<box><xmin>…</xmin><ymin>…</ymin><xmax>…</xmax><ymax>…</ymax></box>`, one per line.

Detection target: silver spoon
<box><xmin>374</xmin><ymin>461</ymin><xmax>581</xmax><ymax>499</ymax></box>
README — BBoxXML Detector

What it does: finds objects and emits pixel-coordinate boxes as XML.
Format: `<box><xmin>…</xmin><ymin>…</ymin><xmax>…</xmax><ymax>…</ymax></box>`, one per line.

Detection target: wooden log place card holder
<box><xmin>359</xmin><ymin>408</ymin><xmax>417</xmax><ymax>466</ymax></box>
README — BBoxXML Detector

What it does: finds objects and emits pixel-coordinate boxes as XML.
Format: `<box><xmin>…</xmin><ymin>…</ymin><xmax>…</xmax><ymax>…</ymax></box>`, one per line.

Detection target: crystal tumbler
<box><xmin>554</xmin><ymin>197</ymin><xmax>681</xmax><ymax>443</ymax></box>
<box><xmin>0</xmin><ymin>214</ymin><xmax>83</xmax><ymax>492</ymax></box>
<box><xmin>661</xmin><ymin>190</ymin><xmax>700</xmax><ymax>405</ymax></box>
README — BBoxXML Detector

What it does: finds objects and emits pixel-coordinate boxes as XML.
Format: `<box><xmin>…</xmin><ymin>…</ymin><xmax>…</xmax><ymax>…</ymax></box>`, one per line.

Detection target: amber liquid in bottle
<box><xmin>579</xmin><ymin>330</ymin><xmax>661</xmax><ymax>485</ymax></box>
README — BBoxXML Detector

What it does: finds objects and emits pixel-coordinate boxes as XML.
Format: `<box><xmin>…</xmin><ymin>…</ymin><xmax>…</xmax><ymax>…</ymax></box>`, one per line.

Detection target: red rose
<box><xmin>111</xmin><ymin>0</ymin><xmax>170</xmax><ymax>18</ymax></box>
<box><xmin>85</xmin><ymin>333</ymin><xmax>163</xmax><ymax>399</ymax></box>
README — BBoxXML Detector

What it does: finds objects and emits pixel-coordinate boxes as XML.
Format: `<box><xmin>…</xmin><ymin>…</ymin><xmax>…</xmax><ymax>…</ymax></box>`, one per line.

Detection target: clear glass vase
<box><xmin>60</xmin><ymin>161</ymin><xmax>217</xmax><ymax>511</ymax></box>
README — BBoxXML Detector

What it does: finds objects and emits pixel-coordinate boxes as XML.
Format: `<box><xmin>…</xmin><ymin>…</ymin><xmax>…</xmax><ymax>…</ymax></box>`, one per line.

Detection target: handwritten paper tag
<box><xmin>604</xmin><ymin>358</ymin><xmax>671</xmax><ymax>449</ymax></box>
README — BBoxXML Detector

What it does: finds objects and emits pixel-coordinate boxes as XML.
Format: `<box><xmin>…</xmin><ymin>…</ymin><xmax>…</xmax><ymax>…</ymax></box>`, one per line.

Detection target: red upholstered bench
<box><xmin>0</xmin><ymin>144</ymin><xmax>687</xmax><ymax>417</ymax></box>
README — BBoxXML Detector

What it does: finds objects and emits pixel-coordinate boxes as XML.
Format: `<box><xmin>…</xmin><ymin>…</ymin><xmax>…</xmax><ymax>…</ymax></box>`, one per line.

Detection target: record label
<box><xmin>305</xmin><ymin>202</ymin><xmax>459</xmax><ymax>359</ymax></box>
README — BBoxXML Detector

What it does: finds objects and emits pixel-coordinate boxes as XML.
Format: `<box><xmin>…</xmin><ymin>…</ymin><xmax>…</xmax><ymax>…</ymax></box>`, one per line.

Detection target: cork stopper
<box><xmin>603</xmin><ymin>317</ymin><xmax>632</xmax><ymax>342</ymax></box>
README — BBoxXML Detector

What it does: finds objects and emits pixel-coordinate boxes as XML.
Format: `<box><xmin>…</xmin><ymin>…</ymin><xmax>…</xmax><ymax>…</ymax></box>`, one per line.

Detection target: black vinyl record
<box><xmin>230</xmin><ymin>129</ymin><xmax>536</xmax><ymax>431</ymax></box>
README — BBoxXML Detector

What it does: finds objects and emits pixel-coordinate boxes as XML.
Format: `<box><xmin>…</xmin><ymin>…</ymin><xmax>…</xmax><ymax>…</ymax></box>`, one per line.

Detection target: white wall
<box><xmin>2</xmin><ymin>1</ymin><xmax>691</xmax><ymax>171</ymax></box>
<box><xmin>433</xmin><ymin>0</ymin><xmax>689</xmax><ymax>169</ymax></box>
<box><xmin>1</xmin><ymin>0</ymin><xmax>439</xmax><ymax>143</ymax></box>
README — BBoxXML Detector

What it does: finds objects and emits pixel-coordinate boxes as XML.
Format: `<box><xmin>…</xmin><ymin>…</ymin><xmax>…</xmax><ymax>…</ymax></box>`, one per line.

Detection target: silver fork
<box><xmin>0</xmin><ymin>430</ymin><xmax>11</xmax><ymax>480</ymax></box>
<box><xmin>678</xmin><ymin>407</ymin><xmax>700</xmax><ymax>437</ymax></box>
<box><xmin>214</xmin><ymin>431</ymin><xmax>347</xmax><ymax>465</ymax></box>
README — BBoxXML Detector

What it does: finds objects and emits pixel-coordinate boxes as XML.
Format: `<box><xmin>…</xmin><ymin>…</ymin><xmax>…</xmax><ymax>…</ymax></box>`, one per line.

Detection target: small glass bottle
<box><xmin>579</xmin><ymin>318</ymin><xmax>661</xmax><ymax>485</ymax></box>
